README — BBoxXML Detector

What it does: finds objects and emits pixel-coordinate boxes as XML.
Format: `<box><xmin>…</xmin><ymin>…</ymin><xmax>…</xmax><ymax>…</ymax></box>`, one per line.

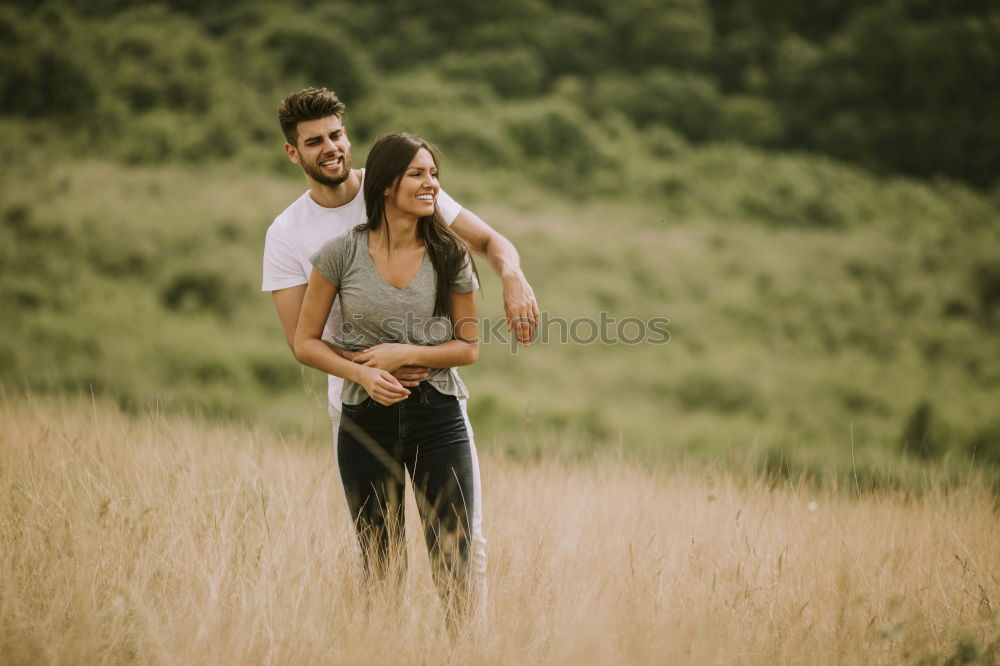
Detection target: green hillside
<box><xmin>3</xmin><ymin>143</ymin><xmax>999</xmax><ymax>483</ymax></box>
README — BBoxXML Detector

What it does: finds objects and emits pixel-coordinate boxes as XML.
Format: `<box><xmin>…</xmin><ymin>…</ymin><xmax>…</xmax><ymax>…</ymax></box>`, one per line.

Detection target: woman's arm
<box><xmin>292</xmin><ymin>268</ymin><xmax>411</xmax><ymax>405</ymax></box>
<box><xmin>353</xmin><ymin>291</ymin><xmax>479</xmax><ymax>371</ymax></box>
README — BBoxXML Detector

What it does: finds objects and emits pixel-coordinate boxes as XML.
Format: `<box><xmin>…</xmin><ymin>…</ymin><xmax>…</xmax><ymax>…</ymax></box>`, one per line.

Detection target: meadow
<box><xmin>2</xmin><ymin>395</ymin><xmax>998</xmax><ymax>665</ymax></box>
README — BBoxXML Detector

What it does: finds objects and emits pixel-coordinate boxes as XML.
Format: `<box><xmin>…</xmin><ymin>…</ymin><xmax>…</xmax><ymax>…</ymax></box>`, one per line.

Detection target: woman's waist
<box><xmin>340</xmin><ymin>368</ymin><xmax>466</xmax><ymax>404</ymax></box>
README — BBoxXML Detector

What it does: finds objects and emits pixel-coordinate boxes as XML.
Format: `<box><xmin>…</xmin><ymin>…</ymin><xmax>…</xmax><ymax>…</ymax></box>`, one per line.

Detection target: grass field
<box><xmin>2</xmin><ymin>395</ymin><xmax>997</xmax><ymax>664</ymax></box>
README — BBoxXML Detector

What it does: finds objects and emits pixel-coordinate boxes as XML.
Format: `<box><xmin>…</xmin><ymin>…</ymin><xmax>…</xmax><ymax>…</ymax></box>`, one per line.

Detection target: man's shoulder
<box><xmin>319</xmin><ymin>226</ymin><xmax>363</xmax><ymax>257</ymax></box>
<box><xmin>268</xmin><ymin>191</ymin><xmax>313</xmax><ymax>234</ymax></box>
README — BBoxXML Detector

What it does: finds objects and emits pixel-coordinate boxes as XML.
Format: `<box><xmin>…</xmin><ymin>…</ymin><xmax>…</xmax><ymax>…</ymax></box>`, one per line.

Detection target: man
<box><xmin>261</xmin><ymin>87</ymin><xmax>538</xmax><ymax>609</ymax></box>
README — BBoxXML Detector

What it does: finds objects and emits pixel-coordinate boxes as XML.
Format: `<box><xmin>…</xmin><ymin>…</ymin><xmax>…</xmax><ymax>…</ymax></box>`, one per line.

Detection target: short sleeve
<box><xmin>309</xmin><ymin>232</ymin><xmax>353</xmax><ymax>286</ymax></box>
<box><xmin>437</xmin><ymin>188</ymin><xmax>462</xmax><ymax>225</ymax></box>
<box><xmin>262</xmin><ymin>223</ymin><xmax>307</xmax><ymax>291</ymax></box>
<box><xmin>450</xmin><ymin>253</ymin><xmax>479</xmax><ymax>293</ymax></box>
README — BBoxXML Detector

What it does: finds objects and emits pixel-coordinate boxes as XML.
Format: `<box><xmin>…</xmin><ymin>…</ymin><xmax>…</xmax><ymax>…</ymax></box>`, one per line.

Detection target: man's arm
<box><xmin>271</xmin><ymin>284</ymin><xmax>429</xmax><ymax>385</ymax></box>
<box><xmin>451</xmin><ymin>208</ymin><xmax>540</xmax><ymax>345</ymax></box>
<box><xmin>272</xmin><ymin>284</ymin><xmax>307</xmax><ymax>351</ymax></box>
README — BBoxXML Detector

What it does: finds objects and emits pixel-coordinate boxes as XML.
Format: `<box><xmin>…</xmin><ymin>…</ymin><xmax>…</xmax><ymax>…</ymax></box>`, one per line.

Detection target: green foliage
<box><xmin>673</xmin><ymin>373</ymin><xmax>763</xmax><ymax>416</ymax></box>
<box><xmin>251</xmin><ymin>16</ymin><xmax>375</xmax><ymax>102</ymax></box>
<box><xmin>94</xmin><ymin>7</ymin><xmax>219</xmax><ymax>114</ymax></box>
<box><xmin>716</xmin><ymin>95</ymin><xmax>783</xmax><ymax>145</ymax></box>
<box><xmin>0</xmin><ymin>6</ymin><xmax>98</xmax><ymax>117</ymax></box>
<box><xmin>971</xmin><ymin>260</ymin><xmax>1000</xmax><ymax>324</ymax></box>
<box><xmin>438</xmin><ymin>48</ymin><xmax>545</xmax><ymax>98</ymax></box>
<box><xmin>529</xmin><ymin>10</ymin><xmax>609</xmax><ymax>78</ymax></box>
<box><xmin>900</xmin><ymin>401</ymin><xmax>946</xmax><ymax>460</ymax></box>
<box><xmin>595</xmin><ymin>69</ymin><xmax>723</xmax><ymax>141</ymax></box>
<box><xmin>967</xmin><ymin>419</ymin><xmax>1000</xmax><ymax>468</ymax></box>
<box><xmin>612</xmin><ymin>0</ymin><xmax>715</xmax><ymax>71</ymax></box>
<box><xmin>350</xmin><ymin>72</ymin><xmax>520</xmax><ymax>166</ymax></box>
<box><xmin>3</xmin><ymin>0</ymin><xmax>998</xmax><ymax>186</ymax></box>
<box><xmin>161</xmin><ymin>268</ymin><xmax>240</xmax><ymax>318</ymax></box>
<box><xmin>716</xmin><ymin>0</ymin><xmax>1000</xmax><ymax>185</ymax></box>
<box><xmin>501</xmin><ymin>97</ymin><xmax>619</xmax><ymax>193</ymax></box>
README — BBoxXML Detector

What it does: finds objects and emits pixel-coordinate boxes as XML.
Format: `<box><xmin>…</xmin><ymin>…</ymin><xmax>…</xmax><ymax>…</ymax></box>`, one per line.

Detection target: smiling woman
<box><xmin>291</xmin><ymin>133</ymin><xmax>485</xmax><ymax>622</ymax></box>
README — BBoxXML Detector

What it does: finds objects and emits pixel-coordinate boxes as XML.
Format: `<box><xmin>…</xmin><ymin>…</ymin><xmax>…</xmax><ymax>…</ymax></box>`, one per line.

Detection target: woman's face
<box><xmin>385</xmin><ymin>147</ymin><xmax>439</xmax><ymax>219</ymax></box>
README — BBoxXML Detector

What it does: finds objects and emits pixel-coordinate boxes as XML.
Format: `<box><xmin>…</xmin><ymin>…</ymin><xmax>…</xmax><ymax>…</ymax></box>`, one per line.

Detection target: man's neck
<box><xmin>307</xmin><ymin>169</ymin><xmax>362</xmax><ymax>209</ymax></box>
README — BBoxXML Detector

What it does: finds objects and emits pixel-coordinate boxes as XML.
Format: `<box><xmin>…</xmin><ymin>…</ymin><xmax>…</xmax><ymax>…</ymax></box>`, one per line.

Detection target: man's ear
<box><xmin>284</xmin><ymin>142</ymin><xmax>300</xmax><ymax>165</ymax></box>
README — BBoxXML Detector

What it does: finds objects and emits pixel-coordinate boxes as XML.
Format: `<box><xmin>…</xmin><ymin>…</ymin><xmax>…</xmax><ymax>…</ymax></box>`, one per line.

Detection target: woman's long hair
<box><xmin>361</xmin><ymin>133</ymin><xmax>478</xmax><ymax>317</ymax></box>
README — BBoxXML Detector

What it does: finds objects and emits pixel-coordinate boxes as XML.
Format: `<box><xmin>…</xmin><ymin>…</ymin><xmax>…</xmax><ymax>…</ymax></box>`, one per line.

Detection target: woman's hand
<box><xmin>356</xmin><ymin>365</ymin><xmax>410</xmax><ymax>406</ymax></box>
<box><xmin>354</xmin><ymin>343</ymin><xmax>413</xmax><ymax>374</ymax></box>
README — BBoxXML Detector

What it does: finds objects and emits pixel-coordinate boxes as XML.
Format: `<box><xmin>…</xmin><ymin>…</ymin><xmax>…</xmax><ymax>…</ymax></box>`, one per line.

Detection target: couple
<box><xmin>261</xmin><ymin>88</ymin><xmax>538</xmax><ymax>612</ymax></box>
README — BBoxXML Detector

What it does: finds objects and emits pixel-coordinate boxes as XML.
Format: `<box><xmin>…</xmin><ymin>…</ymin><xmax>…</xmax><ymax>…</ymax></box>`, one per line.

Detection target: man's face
<box><xmin>285</xmin><ymin>116</ymin><xmax>352</xmax><ymax>188</ymax></box>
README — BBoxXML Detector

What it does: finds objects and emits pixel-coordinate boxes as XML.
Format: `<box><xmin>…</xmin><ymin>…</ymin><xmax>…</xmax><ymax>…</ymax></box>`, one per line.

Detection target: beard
<box><xmin>303</xmin><ymin>153</ymin><xmax>352</xmax><ymax>187</ymax></box>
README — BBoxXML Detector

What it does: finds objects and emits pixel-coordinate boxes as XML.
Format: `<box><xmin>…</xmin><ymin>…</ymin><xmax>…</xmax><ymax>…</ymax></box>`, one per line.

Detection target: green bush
<box><xmin>93</xmin><ymin>7</ymin><xmax>225</xmax><ymax>114</ymax></box>
<box><xmin>438</xmin><ymin>48</ymin><xmax>545</xmax><ymax>98</ymax></box>
<box><xmin>618</xmin><ymin>0</ymin><xmax>714</xmax><ymax>71</ymax></box>
<box><xmin>772</xmin><ymin>4</ymin><xmax>1000</xmax><ymax>185</ymax></box>
<box><xmin>899</xmin><ymin>400</ymin><xmax>945</xmax><ymax>460</ymax></box>
<box><xmin>0</xmin><ymin>6</ymin><xmax>98</xmax><ymax>118</ymax></box>
<box><xmin>252</xmin><ymin>17</ymin><xmax>375</xmax><ymax>102</ymax></box>
<box><xmin>594</xmin><ymin>69</ymin><xmax>722</xmax><ymax>141</ymax></box>
<box><xmin>966</xmin><ymin>420</ymin><xmax>1000</xmax><ymax>467</ymax></box>
<box><xmin>971</xmin><ymin>259</ymin><xmax>1000</xmax><ymax>324</ymax></box>
<box><xmin>501</xmin><ymin>97</ymin><xmax>618</xmax><ymax>192</ymax></box>
<box><xmin>674</xmin><ymin>372</ymin><xmax>763</xmax><ymax>416</ymax></box>
<box><xmin>350</xmin><ymin>73</ymin><xmax>518</xmax><ymax>166</ymax></box>
<box><xmin>531</xmin><ymin>10</ymin><xmax>609</xmax><ymax>79</ymax></box>
<box><xmin>160</xmin><ymin>268</ymin><xmax>242</xmax><ymax>318</ymax></box>
<box><xmin>717</xmin><ymin>95</ymin><xmax>783</xmax><ymax>145</ymax></box>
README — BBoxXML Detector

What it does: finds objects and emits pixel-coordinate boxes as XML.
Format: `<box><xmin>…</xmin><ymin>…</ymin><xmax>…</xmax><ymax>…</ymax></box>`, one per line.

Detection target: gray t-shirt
<box><xmin>310</xmin><ymin>228</ymin><xmax>479</xmax><ymax>405</ymax></box>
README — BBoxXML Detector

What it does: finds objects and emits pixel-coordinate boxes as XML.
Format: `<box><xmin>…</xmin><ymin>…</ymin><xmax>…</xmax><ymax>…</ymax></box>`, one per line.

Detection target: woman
<box><xmin>293</xmin><ymin>133</ymin><xmax>481</xmax><ymax>608</ymax></box>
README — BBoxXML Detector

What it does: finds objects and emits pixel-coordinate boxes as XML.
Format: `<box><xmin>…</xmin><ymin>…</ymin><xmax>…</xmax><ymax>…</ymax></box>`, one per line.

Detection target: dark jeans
<box><xmin>337</xmin><ymin>381</ymin><xmax>476</xmax><ymax>598</ymax></box>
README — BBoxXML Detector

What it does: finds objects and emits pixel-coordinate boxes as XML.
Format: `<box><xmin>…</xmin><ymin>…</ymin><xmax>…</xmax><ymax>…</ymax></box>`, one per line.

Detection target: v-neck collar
<box><xmin>363</xmin><ymin>231</ymin><xmax>428</xmax><ymax>292</ymax></box>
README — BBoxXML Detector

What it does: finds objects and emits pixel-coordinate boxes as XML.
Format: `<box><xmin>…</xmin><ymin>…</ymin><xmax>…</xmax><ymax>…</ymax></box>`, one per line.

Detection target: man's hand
<box><xmin>331</xmin><ymin>343</ymin><xmax>427</xmax><ymax>386</ymax></box>
<box><xmin>503</xmin><ymin>270</ymin><xmax>540</xmax><ymax>345</ymax></box>
<box><xmin>390</xmin><ymin>365</ymin><xmax>430</xmax><ymax>387</ymax></box>
<box><xmin>353</xmin><ymin>343</ymin><xmax>413</xmax><ymax>374</ymax></box>
<box><xmin>450</xmin><ymin>208</ymin><xmax>539</xmax><ymax>347</ymax></box>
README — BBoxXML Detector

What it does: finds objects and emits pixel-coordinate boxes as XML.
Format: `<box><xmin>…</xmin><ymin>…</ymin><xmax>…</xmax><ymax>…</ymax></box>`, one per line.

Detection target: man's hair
<box><xmin>277</xmin><ymin>87</ymin><xmax>346</xmax><ymax>146</ymax></box>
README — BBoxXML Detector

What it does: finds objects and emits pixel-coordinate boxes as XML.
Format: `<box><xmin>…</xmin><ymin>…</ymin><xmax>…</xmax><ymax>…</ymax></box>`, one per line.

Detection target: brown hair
<box><xmin>277</xmin><ymin>87</ymin><xmax>346</xmax><ymax>146</ymax></box>
<box><xmin>361</xmin><ymin>133</ymin><xmax>478</xmax><ymax>318</ymax></box>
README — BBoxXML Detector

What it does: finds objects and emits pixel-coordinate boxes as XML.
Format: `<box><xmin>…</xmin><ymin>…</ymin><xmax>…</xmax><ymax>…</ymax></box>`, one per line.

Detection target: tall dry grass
<box><xmin>1</xmin><ymin>394</ymin><xmax>998</xmax><ymax>665</ymax></box>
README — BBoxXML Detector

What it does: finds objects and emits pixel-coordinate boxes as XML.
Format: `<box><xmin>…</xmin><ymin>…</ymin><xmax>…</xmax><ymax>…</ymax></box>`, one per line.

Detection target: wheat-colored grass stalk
<box><xmin>1</xmin><ymin>394</ymin><xmax>997</xmax><ymax>664</ymax></box>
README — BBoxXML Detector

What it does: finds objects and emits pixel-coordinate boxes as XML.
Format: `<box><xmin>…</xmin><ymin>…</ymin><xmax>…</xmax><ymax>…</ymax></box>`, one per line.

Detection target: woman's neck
<box><xmin>372</xmin><ymin>211</ymin><xmax>421</xmax><ymax>252</ymax></box>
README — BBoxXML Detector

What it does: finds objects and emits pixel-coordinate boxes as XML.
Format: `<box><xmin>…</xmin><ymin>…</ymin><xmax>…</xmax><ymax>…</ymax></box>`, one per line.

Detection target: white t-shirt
<box><xmin>261</xmin><ymin>169</ymin><xmax>463</xmax><ymax>409</ymax></box>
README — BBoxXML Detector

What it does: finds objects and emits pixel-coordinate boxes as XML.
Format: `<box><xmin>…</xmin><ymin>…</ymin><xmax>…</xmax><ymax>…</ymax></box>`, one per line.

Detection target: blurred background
<box><xmin>1</xmin><ymin>0</ymin><xmax>998</xmax><ymax>484</ymax></box>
